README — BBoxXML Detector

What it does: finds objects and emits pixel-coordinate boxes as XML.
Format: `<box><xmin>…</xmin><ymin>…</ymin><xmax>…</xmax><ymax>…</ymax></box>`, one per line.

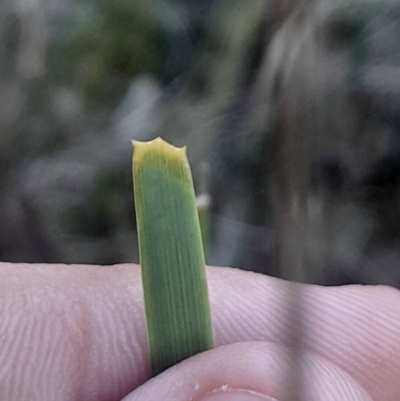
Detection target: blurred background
<box><xmin>1</xmin><ymin>0</ymin><xmax>400</xmax><ymax>288</ymax></box>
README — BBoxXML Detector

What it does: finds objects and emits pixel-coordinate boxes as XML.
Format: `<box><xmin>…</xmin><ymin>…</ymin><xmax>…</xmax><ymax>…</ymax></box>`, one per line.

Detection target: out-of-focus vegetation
<box><xmin>64</xmin><ymin>0</ymin><xmax>164</xmax><ymax>106</ymax></box>
<box><xmin>1</xmin><ymin>0</ymin><xmax>400</xmax><ymax>288</ymax></box>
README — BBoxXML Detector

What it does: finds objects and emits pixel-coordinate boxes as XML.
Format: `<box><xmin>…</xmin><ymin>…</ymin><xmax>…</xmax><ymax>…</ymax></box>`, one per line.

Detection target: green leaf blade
<box><xmin>133</xmin><ymin>137</ymin><xmax>214</xmax><ymax>376</ymax></box>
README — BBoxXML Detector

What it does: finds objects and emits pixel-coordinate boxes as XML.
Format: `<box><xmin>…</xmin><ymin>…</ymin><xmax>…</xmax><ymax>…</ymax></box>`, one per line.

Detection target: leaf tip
<box><xmin>133</xmin><ymin>137</ymin><xmax>187</xmax><ymax>166</ymax></box>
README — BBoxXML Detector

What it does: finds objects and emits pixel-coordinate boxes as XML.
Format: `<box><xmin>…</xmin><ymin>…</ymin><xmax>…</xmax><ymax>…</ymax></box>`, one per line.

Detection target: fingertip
<box><xmin>198</xmin><ymin>389</ymin><xmax>277</xmax><ymax>401</ymax></box>
<box><xmin>122</xmin><ymin>342</ymin><xmax>371</xmax><ymax>401</ymax></box>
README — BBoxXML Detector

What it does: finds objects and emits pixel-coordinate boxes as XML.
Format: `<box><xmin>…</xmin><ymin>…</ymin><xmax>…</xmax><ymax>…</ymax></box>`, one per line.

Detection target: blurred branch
<box><xmin>15</xmin><ymin>0</ymin><xmax>47</xmax><ymax>79</ymax></box>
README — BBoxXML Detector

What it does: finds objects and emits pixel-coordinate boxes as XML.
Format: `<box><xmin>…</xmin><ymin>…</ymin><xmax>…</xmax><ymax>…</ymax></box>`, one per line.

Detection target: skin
<box><xmin>0</xmin><ymin>263</ymin><xmax>399</xmax><ymax>401</ymax></box>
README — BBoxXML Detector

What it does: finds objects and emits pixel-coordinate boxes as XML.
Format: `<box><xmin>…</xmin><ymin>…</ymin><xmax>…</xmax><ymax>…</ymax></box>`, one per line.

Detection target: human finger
<box><xmin>122</xmin><ymin>341</ymin><xmax>373</xmax><ymax>401</ymax></box>
<box><xmin>0</xmin><ymin>263</ymin><xmax>399</xmax><ymax>401</ymax></box>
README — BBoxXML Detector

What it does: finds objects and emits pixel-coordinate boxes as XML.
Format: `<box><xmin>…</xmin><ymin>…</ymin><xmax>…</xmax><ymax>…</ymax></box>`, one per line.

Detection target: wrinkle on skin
<box><xmin>0</xmin><ymin>263</ymin><xmax>399</xmax><ymax>401</ymax></box>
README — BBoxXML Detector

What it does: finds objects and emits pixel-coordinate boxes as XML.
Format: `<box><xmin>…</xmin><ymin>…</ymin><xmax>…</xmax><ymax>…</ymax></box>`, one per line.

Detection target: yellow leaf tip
<box><xmin>133</xmin><ymin>137</ymin><xmax>187</xmax><ymax>165</ymax></box>
<box><xmin>132</xmin><ymin>137</ymin><xmax>184</xmax><ymax>148</ymax></box>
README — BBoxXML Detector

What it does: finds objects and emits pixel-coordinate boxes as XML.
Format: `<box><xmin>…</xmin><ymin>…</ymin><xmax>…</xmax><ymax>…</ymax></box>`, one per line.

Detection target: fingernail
<box><xmin>198</xmin><ymin>388</ymin><xmax>278</xmax><ymax>401</ymax></box>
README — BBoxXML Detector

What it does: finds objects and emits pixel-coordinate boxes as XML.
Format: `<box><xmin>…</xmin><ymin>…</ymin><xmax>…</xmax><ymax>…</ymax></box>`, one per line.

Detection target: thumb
<box><xmin>122</xmin><ymin>341</ymin><xmax>372</xmax><ymax>401</ymax></box>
